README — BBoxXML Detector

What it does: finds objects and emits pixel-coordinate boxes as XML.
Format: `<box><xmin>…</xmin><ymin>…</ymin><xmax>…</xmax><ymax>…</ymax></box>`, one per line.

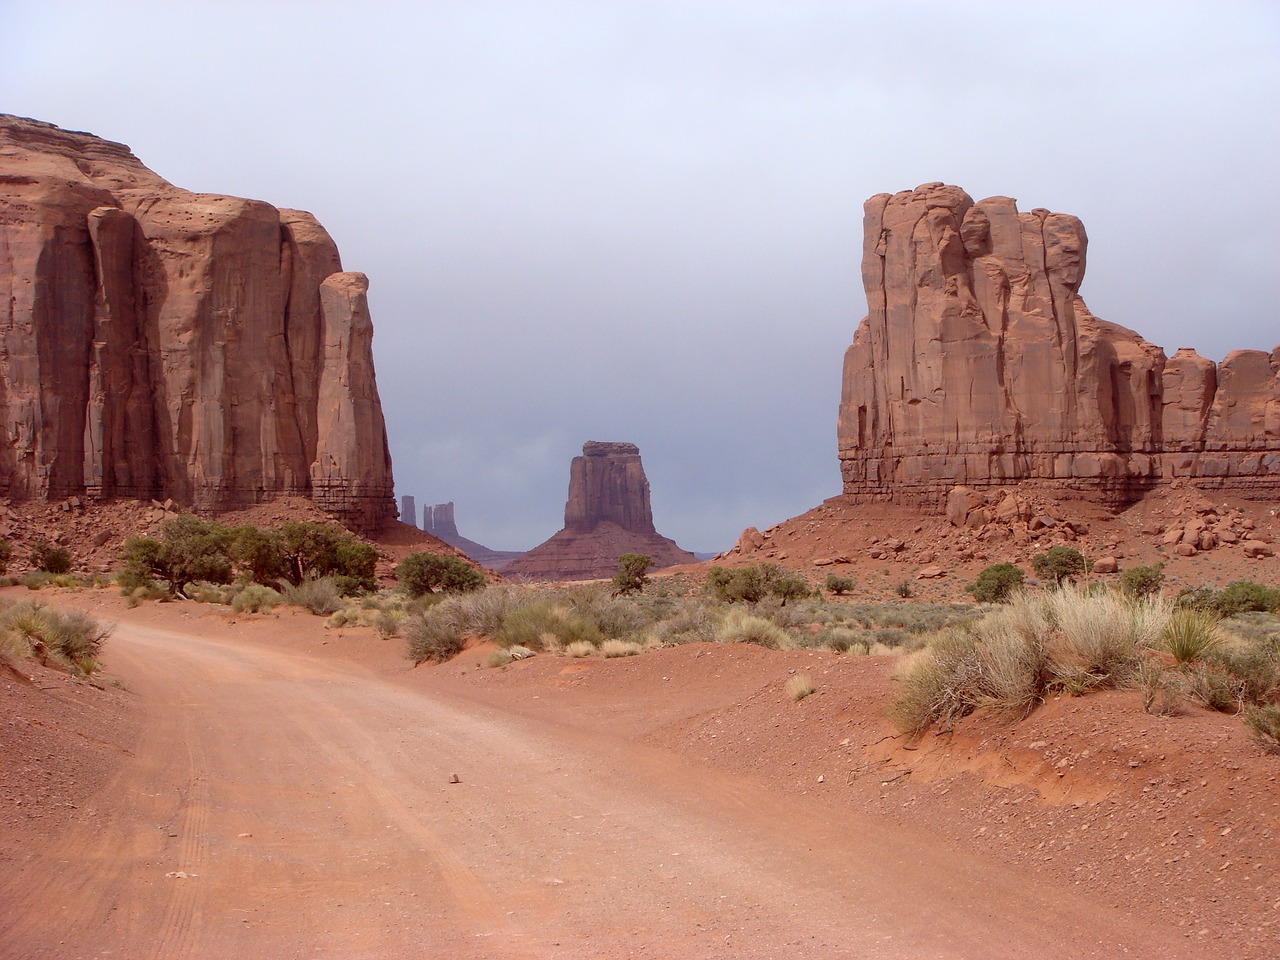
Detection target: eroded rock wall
<box><xmin>838</xmin><ymin>183</ymin><xmax>1279</xmax><ymax>506</ymax></box>
<box><xmin>0</xmin><ymin>115</ymin><xmax>394</xmax><ymax>529</ymax></box>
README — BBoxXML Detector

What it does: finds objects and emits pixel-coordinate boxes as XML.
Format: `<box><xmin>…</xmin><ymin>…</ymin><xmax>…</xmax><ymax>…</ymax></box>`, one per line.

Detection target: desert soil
<box><xmin>2</xmin><ymin>588</ymin><xmax>1277</xmax><ymax>959</ymax></box>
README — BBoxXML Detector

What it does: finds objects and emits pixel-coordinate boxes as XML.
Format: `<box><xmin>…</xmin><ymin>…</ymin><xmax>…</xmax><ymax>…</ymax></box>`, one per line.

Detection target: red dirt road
<box><xmin>1</xmin><ymin>614</ymin><xmax>1216</xmax><ymax>959</ymax></box>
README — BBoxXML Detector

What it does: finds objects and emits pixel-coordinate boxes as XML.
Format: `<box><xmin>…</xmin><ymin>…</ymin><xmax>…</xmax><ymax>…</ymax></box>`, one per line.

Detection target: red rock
<box><xmin>1092</xmin><ymin>556</ymin><xmax>1119</xmax><ymax>574</ymax></box>
<box><xmin>915</xmin><ymin>565</ymin><xmax>946</xmax><ymax>579</ymax></box>
<box><xmin>0</xmin><ymin>115</ymin><xmax>394</xmax><ymax>529</ymax></box>
<box><xmin>837</xmin><ymin>183</ymin><xmax>1280</xmax><ymax>509</ymax></box>
<box><xmin>1174</xmin><ymin>543</ymin><xmax>1198</xmax><ymax>557</ymax></box>
<box><xmin>502</xmin><ymin>442</ymin><xmax>696</xmax><ymax>581</ymax></box>
<box><xmin>1241</xmin><ymin>540</ymin><xmax>1274</xmax><ymax>559</ymax></box>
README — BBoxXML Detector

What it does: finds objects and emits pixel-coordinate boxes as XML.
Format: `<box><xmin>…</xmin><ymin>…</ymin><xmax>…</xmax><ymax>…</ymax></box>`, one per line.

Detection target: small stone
<box><xmin>449</xmin><ymin>773</ymin><xmax>461</xmax><ymax>784</ymax></box>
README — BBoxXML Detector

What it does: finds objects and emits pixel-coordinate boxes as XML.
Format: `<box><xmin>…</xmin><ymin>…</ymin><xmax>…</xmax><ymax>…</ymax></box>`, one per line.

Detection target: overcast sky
<box><xmin>4</xmin><ymin>1</ymin><xmax>1277</xmax><ymax>552</ymax></box>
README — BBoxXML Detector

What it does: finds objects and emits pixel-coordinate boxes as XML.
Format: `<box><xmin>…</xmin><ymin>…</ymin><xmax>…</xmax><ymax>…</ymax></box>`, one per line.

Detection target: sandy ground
<box><xmin>1</xmin><ymin>588</ymin><xmax>1277</xmax><ymax>959</ymax></box>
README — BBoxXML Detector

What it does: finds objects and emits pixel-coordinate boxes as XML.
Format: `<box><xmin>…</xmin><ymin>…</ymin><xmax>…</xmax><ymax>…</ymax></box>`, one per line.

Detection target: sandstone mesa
<box><xmin>838</xmin><ymin>182</ymin><xmax>1280</xmax><ymax>510</ymax></box>
<box><xmin>504</xmin><ymin>441</ymin><xmax>696</xmax><ymax>581</ymax></box>
<box><xmin>0</xmin><ymin>115</ymin><xmax>394</xmax><ymax>530</ymax></box>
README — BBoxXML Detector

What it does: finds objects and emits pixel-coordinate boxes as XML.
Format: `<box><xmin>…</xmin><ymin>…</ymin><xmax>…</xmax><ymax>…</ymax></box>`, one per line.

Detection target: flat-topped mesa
<box><xmin>504</xmin><ymin>441</ymin><xmax>696</xmax><ymax>581</ymax></box>
<box><xmin>0</xmin><ymin>115</ymin><xmax>395</xmax><ymax>529</ymax></box>
<box><xmin>838</xmin><ymin>183</ymin><xmax>1280</xmax><ymax>507</ymax></box>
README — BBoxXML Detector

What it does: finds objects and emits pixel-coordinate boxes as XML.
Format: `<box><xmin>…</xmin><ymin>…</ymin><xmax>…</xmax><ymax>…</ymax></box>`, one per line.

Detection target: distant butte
<box><xmin>838</xmin><ymin>182</ymin><xmax>1280</xmax><ymax>508</ymax></box>
<box><xmin>503</xmin><ymin>442</ymin><xmax>696</xmax><ymax>581</ymax></box>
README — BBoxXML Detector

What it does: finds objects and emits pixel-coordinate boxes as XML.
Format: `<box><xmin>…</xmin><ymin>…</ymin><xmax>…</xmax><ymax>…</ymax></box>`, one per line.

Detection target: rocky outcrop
<box><xmin>409</xmin><ymin>500</ymin><xmax>523</xmax><ymax>569</ymax></box>
<box><xmin>838</xmin><ymin>183</ymin><xmax>1279</xmax><ymax>507</ymax></box>
<box><xmin>503</xmin><ymin>442</ymin><xmax>696</xmax><ymax>581</ymax></box>
<box><xmin>0</xmin><ymin>115</ymin><xmax>394</xmax><ymax>529</ymax></box>
<box><xmin>400</xmin><ymin>496</ymin><xmax>417</xmax><ymax>528</ymax></box>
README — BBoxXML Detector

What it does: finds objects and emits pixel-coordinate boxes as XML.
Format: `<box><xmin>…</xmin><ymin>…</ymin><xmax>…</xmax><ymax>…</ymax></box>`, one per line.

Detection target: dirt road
<box><xmin>1</xmin><ymin>617</ymin><xmax>1203</xmax><ymax>959</ymax></box>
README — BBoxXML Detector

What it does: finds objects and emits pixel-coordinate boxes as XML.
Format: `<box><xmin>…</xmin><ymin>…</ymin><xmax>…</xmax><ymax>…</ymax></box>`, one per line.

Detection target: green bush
<box><xmin>231</xmin><ymin>584</ymin><xmax>282</xmax><ymax>614</ymax></box>
<box><xmin>823</xmin><ymin>574</ymin><xmax>854</xmax><ymax>596</ymax></box>
<box><xmin>706</xmin><ymin>563</ymin><xmax>809</xmax><ymax>605</ymax></box>
<box><xmin>279</xmin><ymin>522</ymin><xmax>378</xmax><ymax>591</ymax></box>
<box><xmin>1031</xmin><ymin>546</ymin><xmax>1086</xmax><ymax>586</ymax></box>
<box><xmin>894</xmin><ymin>581</ymin><xmax>914</xmax><ymax>599</ymax></box>
<box><xmin>1162</xmin><ymin>608</ymin><xmax>1221</xmax><ymax>664</ymax></box>
<box><xmin>497</xmin><ymin>602</ymin><xmax>603</xmax><ymax>651</ymax></box>
<box><xmin>120</xmin><ymin>515</ymin><xmax>233</xmax><ymax>598</ymax></box>
<box><xmin>31</xmin><ymin>540</ymin><xmax>73</xmax><ymax>574</ymax></box>
<box><xmin>0</xmin><ymin>601</ymin><xmax>112</xmax><ymax>675</ymax></box>
<box><xmin>1119</xmin><ymin>563</ymin><xmax>1165</xmax><ymax>600</ymax></box>
<box><xmin>396</xmin><ymin>552</ymin><xmax>485</xmax><ymax>597</ymax></box>
<box><xmin>714</xmin><ymin>608</ymin><xmax>788</xmax><ymax>648</ymax></box>
<box><xmin>612</xmin><ymin>553</ymin><xmax>654</xmax><ymax>596</ymax></box>
<box><xmin>1215</xmin><ymin>581</ymin><xmax>1280</xmax><ymax>616</ymax></box>
<box><xmin>229</xmin><ymin>526</ymin><xmax>289</xmax><ymax>585</ymax></box>
<box><xmin>967</xmin><ymin>563</ymin><xmax>1025</xmax><ymax>603</ymax></box>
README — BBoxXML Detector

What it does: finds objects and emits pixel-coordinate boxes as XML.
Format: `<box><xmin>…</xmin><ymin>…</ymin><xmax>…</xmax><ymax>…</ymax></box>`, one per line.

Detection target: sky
<box><xmin>4</xmin><ymin>1</ymin><xmax>1277</xmax><ymax>553</ymax></box>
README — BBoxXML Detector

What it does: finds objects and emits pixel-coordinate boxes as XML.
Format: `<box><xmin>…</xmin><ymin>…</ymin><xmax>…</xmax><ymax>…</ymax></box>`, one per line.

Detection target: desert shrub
<box><xmin>187</xmin><ymin>582</ymin><xmax>233</xmax><ymax>604</ymax></box>
<box><xmin>1032</xmin><ymin>546</ymin><xmax>1087</xmax><ymax>586</ymax></box>
<box><xmin>823</xmin><ymin>574</ymin><xmax>854</xmax><ymax>596</ymax></box>
<box><xmin>1215</xmin><ymin>581</ymin><xmax>1280</xmax><ymax>616</ymax></box>
<box><xmin>967</xmin><ymin>563</ymin><xmax>1025</xmax><ymax>603</ymax></box>
<box><xmin>487</xmin><ymin>648</ymin><xmax>513</xmax><ymax>668</ymax></box>
<box><xmin>1244</xmin><ymin>704</ymin><xmax>1280</xmax><ymax>753</ymax></box>
<box><xmin>706</xmin><ymin>563</ymin><xmax>807</xmax><ymax>605</ymax></box>
<box><xmin>802</xmin><ymin>626</ymin><xmax>870</xmax><ymax>654</ymax></box>
<box><xmin>229</xmin><ymin>526</ymin><xmax>289</xmax><ymax>585</ymax></box>
<box><xmin>872</xmin><ymin>626</ymin><xmax>916</xmax><ymax>650</ymax></box>
<box><xmin>564</xmin><ymin>640</ymin><xmax>596</xmax><ymax>658</ymax></box>
<box><xmin>281</xmin><ymin>577</ymin><xmax>344</xmax><ymax>616</ymax></box>
<box><xmin>278</xmin><ymin>522</ymin><xmax>377</xmax><ymax>591</ymax></box>
<box><xmin>0</xmin><ymin>602</ymin><xmax>112</xmax><ymax>674</ymax></box>
<box><xmin>230</xmin><ymin>584</ymin><xmax>281</xmax><ymax>614</ymax></box>
<box><xmin>497</xmin><ymin>601</ymin><xmax>603</xmax><ymax>651</ymax></box>
<box><xmin>601</xmin><ymin>639</ymin><xmax>642</xmax><ymax>658</ymax></box>
<box><xmin>785</xmin><ymin>674</ymin><xmax>815</xmax><ymax>701</ymax></box>
<box><xmin>1162</xmin><ymin>608</ymin><xmax>1222</xmax><ymax>663</ymax></box>
<box><xmin>30</xmin><ymin>540</ymin><xmax>73</xmax><ymax>574</ymax></box>
<box><xmin>894</xmin><ymin>581</ymin><xmax>914</xmax><ymax>598</ymax></box>
<box><xmin>647</xmin><ymin>599</ymin><xmax>722</xmax><ymax>646</ymax></box>
<box><xmin>327</xmin><ymin>606</ymin><xmax>377</xmax><ymax>629</ymax></box>
<box><xmin>374</xmin><ymin>609</ymin><xmax>402</xmax><ymax>639</ymax></box>
<box><xmin>1047</xmin><ymin>586</ymin><xmax>1169</xmax><ymax>692</ymax></box>
<box><xmin>715</xmin><ymin>607</ymin><xmax>788</xmax><ymax>648</ymax></box>
<box><xmin>891</xmin><ymin>588</ymin><xmax>1173</xmax><ymax>734</ymax></box>
<box><xmin>1120</xmin><ymin>563</ymin><xmax>1165</xmax><ymax>600</ymax></box>
<box><xmin>612</xmin><ymin>553</ymin><xmax>654</xmax><ymax>596</ymax></box>
<box><xmin>396</xmin><ymin>552</ymin><xmax>485</xmax><ymax>597</ymax></box>
<box><xmin>120</xmin><ymin>515</ymin><xmax>234</xmax><ymax>598</ymax></box>
<box><xmin>404</xmin><ymin>612</ymin><xmax>466</xmax><ymax>664</ymax></box>
<box><xmin>1139</xmin><ymin>658</ymin><xmax>1185</xmax><ymax>716</ymax></box>
<box><xmin>1176</xmin><ymin>585</ymin><xmax>1220</xmax><ymax>612</ymax></box>
<box><xmin>565</xmin><ymin>585</ymin><xmax>655</xmax><ymax>639</ymax></box>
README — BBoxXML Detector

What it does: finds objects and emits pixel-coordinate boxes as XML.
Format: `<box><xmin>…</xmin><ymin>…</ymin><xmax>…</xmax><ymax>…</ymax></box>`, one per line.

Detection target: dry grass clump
<box><xmin>1244</xmin><ymin>704</ymin><xmax>1280</xmax><ymax>752</ymax></box>
<box><xmin>1162</xmin><ymin>608</ymin><xmax>1223</xmax><ymax>664</ymax></box>
<box><xmin>892</xmin><ymin>587</ymin><xmax>1173</xmax><ymax>734</ymax></box>
<box><xmin>646</xmin><ymin>599</ymin><xmax>722</xmax><ymax>646</ymax></box>
<box><xmin>230</xmin><ymin>584</ymin><xmax>281</xmax><ymax>614</ymax></box>
<box><xmin>281</xmin><ymin>577</ymin><xmax>344</xmax><ymax>616</ymax></box>
<box><xmin>0</xmin><ymin>601</ymin><xmax>113</xmax><ymax>676</ymax></box>
<box><xmin>785</xmin><ymin>674</ymin><xmax>816</xmax><ymax>701</ymax></box>
<box><xmin>601</xmin><ymin>639</ymin><xmax>642</xmax><ymax>658</ymax></box>
<box><xmin>564</xmin><ymin>640</ymin><xmax>597</xmax><ymax>658</ymax></box>
<box><xmin>715</xmin><ymin>608</ymin><xmax>789</xmax><ymax>649</ymax></box>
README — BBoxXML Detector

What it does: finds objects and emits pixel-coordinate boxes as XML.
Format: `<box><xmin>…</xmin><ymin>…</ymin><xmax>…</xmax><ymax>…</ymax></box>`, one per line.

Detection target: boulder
<box><xmin>1091</xmin><ymin>556</ymin><xmax>1119</xmax><ymax>574</ymax></box>
<box><xmin>915</xmin><ymin>565</ymin><xmax>946</xmax><ymax>579</ymax></box>
<box><xmin>1242</xmin><ymin>540</ymin><xmax>1275</xmax><ymax>559</ymax></box>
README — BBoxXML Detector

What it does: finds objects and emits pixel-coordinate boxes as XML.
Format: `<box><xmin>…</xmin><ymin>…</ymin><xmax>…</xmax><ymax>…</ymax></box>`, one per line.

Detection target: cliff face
<box><xmin>0</xmin><ymin>115</ymin><xmax>394</xmax><ymax>529</ymax></box>
<box><xmin>838</xmin><ymin>183</ymin><xmax>1279</xmax><ymax>506</ymax></box>
<box><xmin>504</xmin><ymin>442</ymin><xmax>696</xmax><ymax>581</ymax></box>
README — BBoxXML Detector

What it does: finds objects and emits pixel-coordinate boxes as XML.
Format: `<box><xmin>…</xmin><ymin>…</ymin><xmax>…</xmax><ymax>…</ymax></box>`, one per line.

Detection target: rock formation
<box><xmin>503</xmin><ymin>442</ymin><xmax>696</xmax><ymax>581</ymax></box>
<box><xmin>0</xmin><ymin>115</ymin><xmax>394</xmax><ymax>529</ymax></box>
<box><xmin>838</xmin><ymin>183</ymin><xmax>1279</xmax><ymax>508</ymax></box>
<box><xmin>400</xmin><ymin>495</ymin><xmax>416</xmax><ymax>528</ymax></box>
<box><xmin>431</xmin><ymin>502</ymin><xmax>459</xmax><ymax>539</ymax></box>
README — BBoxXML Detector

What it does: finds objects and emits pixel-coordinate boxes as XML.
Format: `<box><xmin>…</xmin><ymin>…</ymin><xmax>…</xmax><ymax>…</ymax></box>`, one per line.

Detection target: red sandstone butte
<box><xmin>504</xmin><ymin>441</ymin><xmax>696</xmax><ymax>581</ymax></box>
<box><xmin>0</xmin><ymin>115</ymin><xmax>394</xmax><ymax>529</ymax></box>
<box><xmin>837</xmin><ymin>183</ymin><xmax>1279</xmax><ymax>508</ymax></box>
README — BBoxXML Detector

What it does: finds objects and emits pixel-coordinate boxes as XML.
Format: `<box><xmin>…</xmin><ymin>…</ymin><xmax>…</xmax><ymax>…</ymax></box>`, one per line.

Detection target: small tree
<box><xmin>612</xmin><ymin>553</ymin><xmax>654</xmax><ymax>596</ymax></box>
<box><xmin>1215</xmin><ymin>580</ymin><xmax>1280</xmax><ymax>616</ymax></box>
<box><xmin>1032</xmin><ymin>546</ymin><xmax>1086</xmax><ymax>587</ymax></box>
<box><xmin>396</xmin><ymin>552</ymin><xmax>485</xmax><ymax>597</ymax></box>
<box><xmin>120</xmin><ymin>515</ymin><xmax>234</xmax><ymax>598</ymax></box>
<box><xmin>771</xmin><ymin>573</ymin><xmax>812</xmax><ymax>606</ymax></box>
<box><xmin>1119</xmin><ymin>563</ymin><xmax>1164</xmax><ymax>600</ymax></box>
<box><xmin>230</xmin><ymin>525</ymin><xmax>289</xmax><ymax>585</ymax></box>
<box><xmin>824</xmin><ymin>573</ymin><xmax>854</xmax><ymax>596</ymax></box>
<box><xmin>31</xmin><ymin>540</ymin><xmax>73</xmax><ymax>574</ymax></box>
<box><xmin>968</xmin><ymin>563</ymin><xmax>1025</xmax><ymax>603</ymax></box>
<box><xmin>279</xmin><ymin>521</ymin><xmax>377</xmax><ymax>592</ymax></box>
